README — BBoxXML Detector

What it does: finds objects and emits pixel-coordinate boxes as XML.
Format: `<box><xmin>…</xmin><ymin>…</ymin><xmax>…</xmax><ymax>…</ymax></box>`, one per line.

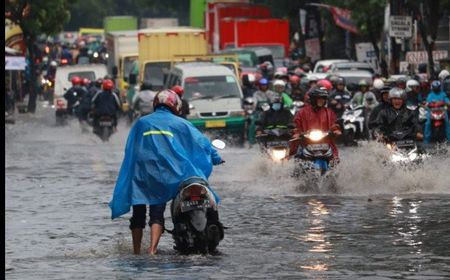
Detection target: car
<box><xmin>219</xmin><ymin>47</ymin><xmax>274</xmax><ymax>73</ymax></box>
<box><xmin>329</xmin><ymin>62</ymin><xmax>375</xmax><ymax>74</ymax></box>
<box><xmin>53</xmin><ymin>63</ymin><xmax>107</xmax><ymax>119</ymax></box>
<box><xmin>326</xmin><ymin>70</ymin><xmax>374</xmax><ymax>87</ymax></box>
<box><xmin>313</xmin><ymin>59</ymin><xmax>351</xmax><ymax>73</ymax></box>
<box><xmin>164</xmin><ymin>62</ymin><xmax>246</xmax><ymax>145</ymax></box>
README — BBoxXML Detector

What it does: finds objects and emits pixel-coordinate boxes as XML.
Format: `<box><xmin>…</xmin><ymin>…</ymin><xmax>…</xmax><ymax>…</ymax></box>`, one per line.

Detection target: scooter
<box><xmin>340</xmin><ymin>103</ymin><xmax>365</xmax><ymax>146</ymax></box>
<box><xmin>169</xmin><ymin>139</ymin><xmax>226</xmax><ymax>254</ymax></box>
<box><xmin>256</xmin><ymin>127</ymin><xmax>292</xmax><ymax>162</ymax></box>
<box><xmin>292</xmin><ymin>129</ymin><xmax>334</xmax><ymax>176</ymax></box>
<box><xmin>93</xmin><ymin>115</ymin><xmax>115</xmax><ymax>142</ymax></box>
<box><xmin>383</xmin><ymin>130</ymin><xmax>428</xmax><ymax>167</ymax></box>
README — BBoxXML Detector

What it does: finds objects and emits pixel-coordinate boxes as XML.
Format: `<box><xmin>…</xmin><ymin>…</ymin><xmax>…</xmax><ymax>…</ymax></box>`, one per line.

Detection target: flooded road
<box><xmin>5</xmin><ymin>103</ymin><xmax>450</xmax><ymax>279</ymax></box>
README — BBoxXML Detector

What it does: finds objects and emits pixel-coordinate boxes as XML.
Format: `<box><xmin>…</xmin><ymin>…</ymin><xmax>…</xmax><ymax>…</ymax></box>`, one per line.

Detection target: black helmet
<box><xmin>336</xmin><ymin>76</ymin><xmax>346</xmax><ymax>86</ymax></box>
<box><xmin>310</xmin><ymin>87</ymin><xmax>329</xmax><ymax>103</ymax></box>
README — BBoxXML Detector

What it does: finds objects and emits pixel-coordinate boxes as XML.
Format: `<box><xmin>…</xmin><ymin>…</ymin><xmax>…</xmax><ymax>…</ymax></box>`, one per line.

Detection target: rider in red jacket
<box><xmin>290</xmin><ymin>87</ymin><xmax>342</xmax><ymax>160</ymax></box>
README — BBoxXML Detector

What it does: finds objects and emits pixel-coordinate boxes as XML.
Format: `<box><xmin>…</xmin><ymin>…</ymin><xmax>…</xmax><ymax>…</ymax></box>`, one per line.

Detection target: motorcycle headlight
<box><xmin>41</xmin><ymin>78</ymin><xmax>47</xmax><ymax>84</ymax></box>
<box><xmin>93</xmin><ymin>52</ymin><xmax>99</xmax><ymax>58</ymax></box>
<box><xmin>409</xmin><ymin>152</ymin><xmax>418</xmax><ymax>161</ymax></box>
<box><xmin>105</xmin><ymin>53</ymin><xmax>109</xmax><ymax>58</ymax></box>
<box><xmin>305</xmin><ymin>130</ymin><xmax>326</xmax><ymax>141</ymax></box>
<box><xmin>270</xmin><ymin>148</ymin><xmax>287</xmax><ymax>161</ymax></box>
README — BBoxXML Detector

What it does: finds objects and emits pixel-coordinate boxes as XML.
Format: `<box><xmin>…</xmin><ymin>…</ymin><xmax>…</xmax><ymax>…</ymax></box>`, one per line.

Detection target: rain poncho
<box><xmin>109</xmin><ymin>107</ymin><xmax>223</xmax><ymax>219</ymax></box>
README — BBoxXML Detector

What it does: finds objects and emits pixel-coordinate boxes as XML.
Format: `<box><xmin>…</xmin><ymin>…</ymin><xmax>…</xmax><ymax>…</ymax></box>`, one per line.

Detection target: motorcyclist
<box><xmin>252</xmin><ymin>78</ymin><xmax>276</xmax><ymax>111</ymax></box>
<box><xmin>171</xmin><ymin>85</ymin><xmax>190</xmax><ymax>119</ymax></box>
<box><xmin>372</xmin><ymin>78</ymin><xmax>385</xmax><ymax>101</ymax></box>
<box><xmin>272</xmin><ymin>79</ymin><xmax>293</xmax><ymax>110</ymax></box>
<box><xmin>368</xmin><ymin>86</ymin><xmax>392</xmax><ymax>135</ymax></box>
<box><xmin>256</xmin><ymin>95</ymin><xmax>293</xmax><ymax>134</ymax></box>
<box><xmin>258</xmin><ymin>61</ymin><xmax>274</xmax><ymax>80</ymax></box>
<box><xmin>438</xmin><ymin>70</ymin><xmax>450</xmax><ymax>98</ymax></box>
<box><xmin>289</xmin><ymin>75</ymin><xmax>304</xmax><ymax>101</ymax></box>
<box><xmin>303</xmin><ymin>76</ymin><xmax>320</xmax><ymax>103</ymax></box>
<box><xmin>423</xmin><ymin>80</ymin><xmax>450</xmax><ymax>143</ymax></box>
<box><xmin>109</xmin><ymin>89</ymin><xmax>224</xmax><ymax>255</ymax></box>
<box><xmin>64</xmin><ymin>76</ymin><xmax>87</xmax><ymax>116</ymax></box>
<box><xmin>405</xmin><ymin>79</ymin><xmax>423</xmax><ymax>109</ymax></box>
<box><xmin>372</xmin><ymin>87</ymin><xmax>423</xmax><ymax>142</ymax></box>
<box><xmin>328</xmin><ymin>77</ymin><xmax>352</xmax><ymax>118</ymax></box>
<box><xmin>132</xmin><ymin>82</ymin><xmax>157</xmax><ymax>117</ymax></box>
<box><xmin>290</xmin><ymin>87</ymin><xmax>342</xmax><ymax>161</ymax></box>
<box><xmin>352</xmin><ymin>79</ymin><xmax>378</xmax><ymax>109</ymax></box>
<box><xmin>91</xmin><ymin>79</ymin><xmax>122</xmax><ymax>131</ymax></box>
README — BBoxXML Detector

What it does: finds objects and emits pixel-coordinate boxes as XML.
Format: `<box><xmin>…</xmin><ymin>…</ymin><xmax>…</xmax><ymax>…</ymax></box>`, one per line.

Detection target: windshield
<box><xmin>237</xmin><ymin>53</ymin><xmax>257</xmax><ymax>68</ymax></box>
<box><xmin>255</xmin><ymin>45</ymin><xmax>284</xmax><ymax>58</ymax></box>
<box><xmin>183</xmin><ymin>75</ymin><xmax>241</xmax><ymax>101</ymax></box>
<box><xmin>143</xmin><ymin>62</ymin><xmax>171</xmax><ymax>90</ymax></box>
<box><xmin>123</xmin><ymin>56</ymin><xmax>137</xmax><ymax>78</ymax></box>
<box><xmin>68</xmin><ymin>71</ymin><xmax>96</xmax><ymax>81</ymax></box>
<box><xmin>335</xmin><ymin>65</ymin><xmax>374</xmax><ymax>74</ymax></box>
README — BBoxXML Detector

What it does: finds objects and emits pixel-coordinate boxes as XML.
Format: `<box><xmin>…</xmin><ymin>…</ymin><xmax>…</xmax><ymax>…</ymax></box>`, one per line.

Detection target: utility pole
<box><xmin>390</xmin><ymin>0</ymin><xmax>400</xmax><ymax>74</ymax></box>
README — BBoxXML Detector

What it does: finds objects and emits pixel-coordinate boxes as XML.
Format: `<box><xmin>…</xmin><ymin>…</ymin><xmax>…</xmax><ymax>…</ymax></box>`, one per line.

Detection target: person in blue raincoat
<box><xmin>109</xmin><ymin>89</ymin><xmax>224</xmax><ymax>255</ymax></box>
<box><xmin>424</xmin><ymin>81</ymin><xmax>450</xmax><ymax>143</ymax></box>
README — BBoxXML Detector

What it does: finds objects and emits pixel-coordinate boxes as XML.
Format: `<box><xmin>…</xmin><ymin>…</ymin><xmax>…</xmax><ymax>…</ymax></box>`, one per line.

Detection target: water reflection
<box><xmin>300</xmin><ymin>199</ymin><xmax>333</xmax><ymax>271</ymax></box>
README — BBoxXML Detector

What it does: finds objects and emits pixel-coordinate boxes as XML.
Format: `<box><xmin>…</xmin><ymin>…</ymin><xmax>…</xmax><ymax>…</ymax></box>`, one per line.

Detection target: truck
<box><xmin>205</xmin><ymin>2</ymin><xmax>271</xmax><ymax>52</ymax></box>
<box><xmin>140</xmin><ymin>18</ymin><xmax>179</xmax><ymax>29</ymax></box>
<box><xmin>103</xmin><ymin>16</ymin><xmax>138</xmax><ymax>33</ymax></box>
<box><xmin>219</xmin><ymin>18</ymin><xmax>290</xmax><ymax>59</ymax></box>
<box><xmin>138</xmin><ymin>27</ymin><xmax>208</xmax><ymax>90</ymax></box>
<box><xmin>105</xmin><ymin>30</ymin><xmax>138</xmax><ymax>91</ymax></box>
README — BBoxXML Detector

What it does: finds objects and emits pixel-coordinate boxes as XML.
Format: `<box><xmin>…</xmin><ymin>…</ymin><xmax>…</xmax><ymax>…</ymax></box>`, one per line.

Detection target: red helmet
<box><xmin>289</xmin><ymin>75</ymin><xmax>301</xmax><ymax>85</ymax></box>
<box><xmin>82</xmin><ymin>78</ymin><xmax>90</xmax><ymax>86</ymax></box>
<box><xmin>317</xmin><ymin>79</ymin><xmax>333</xmax><ymax>91</ymax></box>
<box><xmin>153</xmin><ymin>89</ymin><xmax>182</xmax><ymax>115</ymax></box>
<box><xmin>171</xmin><ymin>85</ymin><xmax>184</xmax><ymax>97</ymax></box>
<box><xmin>102</xmin><ymin>79</ymin><xmax>114</xmax><ymax>90</ymax></box>
<box><xmin>71</xmin><ymin>76</ymin><xmax>81</xmax><ymax>86</ymax></box>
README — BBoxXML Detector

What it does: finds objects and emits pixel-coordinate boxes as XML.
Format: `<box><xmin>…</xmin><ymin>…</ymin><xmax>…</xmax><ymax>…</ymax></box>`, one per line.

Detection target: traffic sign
<box><xmin>389</xmin><ymin>16</ymin><xmax>412</xmax><ymax>38</ymax></box>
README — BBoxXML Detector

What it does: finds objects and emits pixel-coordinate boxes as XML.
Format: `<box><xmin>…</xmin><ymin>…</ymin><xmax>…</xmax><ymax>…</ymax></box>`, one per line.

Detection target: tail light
<box><xmin>182</xmin><ymin>185</ymin><xmax>207</xmax><ymax>201</ymax></box>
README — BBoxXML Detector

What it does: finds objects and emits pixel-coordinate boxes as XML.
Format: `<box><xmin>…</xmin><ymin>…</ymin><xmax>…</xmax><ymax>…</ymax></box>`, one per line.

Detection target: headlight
<box><xmin>271</xmin><ymin>148</ymin><xmax>287</xmax><ymax>161</ymax></box>
<box><xmin>391</xmin><ymin>153</ymin><xmax>407</xmax><ymax>162</ymax></box>
<box><xmin>386</xmin><ymin>143</ymin><xmax>393</xmax><ymax>150</ymax></box>
<box><xmin>305</xmin><ymin>130</ymin><xmax>327</xmax><ymax>141</ymax></box>
<box><xmin>41</xmin><ymin>78</ymin><xmax>47</xmax><ymax>84</ymax></box>
<box><xmin>105</xmin><ymin>53</ymin><xmax>109</xmax><ymax>58</ymax></box>
<box><xmin>409</xmin><ymin>152</ymin><xmax>418</xmax><ymax>161</ymax></box>
<box><xmin>93</xmin><ymin>52</ymin><xmax>99</xmax><ymax>58</ymax></box>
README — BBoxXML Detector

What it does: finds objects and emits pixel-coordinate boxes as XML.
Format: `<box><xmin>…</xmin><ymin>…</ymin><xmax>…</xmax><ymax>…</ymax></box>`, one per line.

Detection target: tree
<box><xmin>405</xmin><ymin>0</ymin><xmax>450</xmax><ymax>78</ymax></box>
<box><xmin>6</xmin><ymin>0</ymin><xmax>70</xmax><ymax>113</ymax></box>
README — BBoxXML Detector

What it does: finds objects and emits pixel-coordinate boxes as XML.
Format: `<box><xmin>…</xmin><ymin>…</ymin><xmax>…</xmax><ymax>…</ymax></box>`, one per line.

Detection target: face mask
<box><xmin>272</xmin><ymin>103</ymin><xmax>282</xmax><ymax>111</ymax></box>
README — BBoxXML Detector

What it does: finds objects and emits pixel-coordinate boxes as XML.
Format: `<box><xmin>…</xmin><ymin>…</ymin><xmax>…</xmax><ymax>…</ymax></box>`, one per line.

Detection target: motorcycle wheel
<box><xmin>101</xmin><ymin>127</ymin><xmax>110</xmax><ymax>142</ymax></box>
<box><xmin>344</xmin><ymin>129</ymin><xmax>356</xmax><ymax>146</ymax></box>
<box><xmin>432</xmin><ymin>125</ymin><xmax>445</xmax><ymax>142</ymax></box>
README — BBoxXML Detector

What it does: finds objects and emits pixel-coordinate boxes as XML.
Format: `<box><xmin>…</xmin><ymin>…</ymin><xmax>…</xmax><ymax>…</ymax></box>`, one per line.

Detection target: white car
<box><xmin>313</xmin><ymin>59</ymin><xmax>351</xmax><ymax>73</ymax></box>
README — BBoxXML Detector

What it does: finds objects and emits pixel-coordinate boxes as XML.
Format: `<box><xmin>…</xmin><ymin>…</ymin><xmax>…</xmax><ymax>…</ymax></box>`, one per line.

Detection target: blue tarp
<box><xmin>109</xmin><ymin>107</ymin><xmax>223</xmax><ymax>219</ymax></box>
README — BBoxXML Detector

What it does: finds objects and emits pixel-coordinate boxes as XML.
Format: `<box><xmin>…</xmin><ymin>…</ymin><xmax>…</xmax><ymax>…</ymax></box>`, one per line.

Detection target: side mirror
<box><xmin>112</xmin><ymin>66</ymin><xmax>118</xmax><ymax>78</ymax></box>
<box><xmin>211</xmin><ymin>139</ymin><xmax>226</xmax><ymax>150</ymax></box>
<box><xmin>128</xmin><ymin>74</ymin><xmax>137</xmax><ymax>85</ymax></box>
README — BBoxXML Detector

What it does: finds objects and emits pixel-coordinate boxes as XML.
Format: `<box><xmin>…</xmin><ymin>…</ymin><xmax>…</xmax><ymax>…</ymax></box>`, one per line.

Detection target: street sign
<box><xmin>389</xmin><ymin>16</ymin><xmax>412</xmax><ymax>38</ymax></box>
<box><xmin>406</xmin><ymin>50</ymin><xmax>449</xmax><ymax>64</ymax></box>
<box><xmin>355</xmin><ymin>42</ymin><xmax>380</xmax><ymax>73</ymax></box>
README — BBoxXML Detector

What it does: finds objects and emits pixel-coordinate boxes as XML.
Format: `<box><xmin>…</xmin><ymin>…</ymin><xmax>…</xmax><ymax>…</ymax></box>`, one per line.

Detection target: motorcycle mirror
<box><xmin>261</xmin><ymin>103</ymin><xmax>270</xmax><ymax>111</ymax></box>
<box><xmin>211</xmin><ymin>139</ymin><xmax>226</xmax><ymax>150</ymax></box>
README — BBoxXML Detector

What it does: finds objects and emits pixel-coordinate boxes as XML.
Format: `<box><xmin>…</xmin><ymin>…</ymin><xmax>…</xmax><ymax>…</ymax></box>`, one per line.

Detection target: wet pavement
<box><xmin>5</xmin><ymin>103</ymin><xmax>450</xmax><ymax>279</ymax></box>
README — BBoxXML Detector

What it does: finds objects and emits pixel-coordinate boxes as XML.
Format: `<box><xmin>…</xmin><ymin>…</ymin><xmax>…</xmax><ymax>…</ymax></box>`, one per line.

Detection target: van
<box><xmin>54</xmin><ymin>64</ymin><xmax>108</xmax><ymax>116</ymax></box>
<box><xmin>165</xmin><ymin>62</ymin><xmax>246</xmax><ymax>143</ymax></box>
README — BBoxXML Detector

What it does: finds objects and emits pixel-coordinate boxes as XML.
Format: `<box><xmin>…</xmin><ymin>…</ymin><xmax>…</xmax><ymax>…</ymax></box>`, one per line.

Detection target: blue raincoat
<box><xmin>109</xmin><ymin>107</ymin><xmax>223</xmax><ymax>219</ymax></box>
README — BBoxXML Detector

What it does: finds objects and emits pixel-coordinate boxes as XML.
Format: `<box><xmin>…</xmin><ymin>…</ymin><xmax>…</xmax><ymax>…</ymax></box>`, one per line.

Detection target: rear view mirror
<box><xmin>211</xmin><ymin>139</ymin><xmax>226</xmax><ymax>150</ymax></box>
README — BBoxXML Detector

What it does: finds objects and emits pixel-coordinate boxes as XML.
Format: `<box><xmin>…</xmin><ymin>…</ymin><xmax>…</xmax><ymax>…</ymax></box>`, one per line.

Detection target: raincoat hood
<box><xmin>109</xmin><ymin>107</ymin><xmax>222</xmax><ymax>219</ymax></box>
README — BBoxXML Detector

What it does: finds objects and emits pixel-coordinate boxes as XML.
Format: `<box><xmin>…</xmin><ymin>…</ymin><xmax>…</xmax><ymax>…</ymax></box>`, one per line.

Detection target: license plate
<box><xmin>99</xmin><ymin>121</ymin><xmax>112</xmax><ymax>126</ymax></box>
<box><xmin>307</xmin><ymin>144</ymin><xmax>329</xmax><ymax>151</ymax></box>
<box><xmin>205</xmin><ymin>120</ymin><xmax>226</xmax><ymax>128</ymax></box>
<box><xmin>181</xmin><ymin>199</ymin><xmax>210</xmax><ymax>212</ymax></box>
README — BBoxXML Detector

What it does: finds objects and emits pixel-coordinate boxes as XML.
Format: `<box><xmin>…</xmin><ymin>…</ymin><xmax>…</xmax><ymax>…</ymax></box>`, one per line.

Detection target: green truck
<box><xmin>103</xmin><ymin>16</ymin><xmax>138</xmax><ymax>33</ymax></box>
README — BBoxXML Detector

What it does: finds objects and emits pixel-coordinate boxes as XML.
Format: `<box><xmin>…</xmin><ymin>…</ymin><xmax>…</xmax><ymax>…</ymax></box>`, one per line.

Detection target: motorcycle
<box><xmin>94</xmin><ymin>115</ymin><xmax>115</xmax><ymax>141</ymax></box>
<box><xmin>383</xmin><ymin>130</ymin><xmax>427</xmax><ymax>166</ymax></box>
<box><xmin>169</xmin><ymin>139</ymin><xmax>226</xmax><ymax>254</ymax></box>
<box><xmin>256</xmin><ymin>127</ymin><xmax>292</xmax><ymax>161</ymax></box>
<box><xmin>292</xmin><ymin>129</ymin><xmax>334</xmax><ymax>176</ymax></box>
<box><xmin>427</xmin><ymin>101</ymin><xmax>448</xmax><ymax>142</ymax></box>
<box><xmin>340</xmin><ymin>103</ymin><xmax>365</xmax><ymax>146</ymax></box>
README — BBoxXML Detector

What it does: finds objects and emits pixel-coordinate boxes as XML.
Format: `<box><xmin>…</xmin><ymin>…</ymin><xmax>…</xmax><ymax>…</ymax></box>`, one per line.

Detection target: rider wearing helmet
<box><xmin>252</xmin><ymin>78</ymin><xmax>277</xmax><ymax>111</ymax></box>
<box><xmin>368</xmin><ymin>86</ymin><xmax>392</xmax><ymax>133</ymax></box>
<box><xmin>352</xmin><ymin>79</ymin><xmax>378</xmax><ymax>110</ymax></box>
<box><xmin>438</xmin><ymin>70</ymin><xmax>450</xmax><ymax>98</ymax></box>
<box><xmin>256</xmin><ymin>95</ymin><xmax>293</xmax><ymax>134</ymax></box>
<box><xmin>91</xmin><ymin>79</ymin><xmax>122</xmax><ymax>129</ymax></box>
<box><xmin>64</xmin><ymin>76</ymin><xmax>88</xmax><ymax>115</ymax></box>
<box><xmin>329</xmin><ymin>77</ymin><xmax>352</xmax><ymax>118</ymax></box>
<box><xmin>132</xmin><ymin>82</ymin><xmax>157</xmax><ymax>117</ymax></box>
<box><xmin>170</xmin><ymin>85</ymin><xmax>190</xmax><ymax>119</ymax></box>
<box><xmin>423</xmin><ymin>80</ymin><xmax>450</xmax><ymax>143</ymax></box>
<box><xmin>405</xmin><ymin>79</ymin><xmax>423</xmax><ymax>108</ymax></box>
<box><xmin>291</xmin><ymin>87</ymin><xmax>342</xmax><ymax>161</ymax></box>
<box><xmin>272</xmin><ymin>79</ymin><xmax>293</xmax><ymax>109</ymax></box>
<box><xmin>372</xmin><ymin>87</ymin><xmax>423</xmax><ymax>142</ymax></box>
<box><xmin>109</xmin><ymin>89</ymin><xmax>224</xmax><ymax>255</ymax></box>
<box><xmin>289</xmin><ymin>75</ymin><xmax>304</xmax><ymax>101</ymax></box>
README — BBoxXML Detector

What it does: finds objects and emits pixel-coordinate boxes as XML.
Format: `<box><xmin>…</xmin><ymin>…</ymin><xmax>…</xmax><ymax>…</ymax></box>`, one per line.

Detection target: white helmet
<box><xmin>273</xmin><ymin>79</ymin><xmax>286</xmax><ymax>88</ymax></box>
<box><xmin>438</xmin><ymin>70</ymin><xmax>449</xmax><ymax>80</ymax></box>
<box><xmin>373</xmin><ymin>78</ymin><xmax>384</xmax><ymax>90</ymax></box>
<box><xmin>406</xmin><ymin>79</ymin><xmax>420</xmax><ymax>92</ymax></box>
<box><xmin>50</xmin><ymin>60</ymin><xmax>58</xmax><ymax>67</ymax></box>
<box><xmin>247</xmin><ymin>73</ymin><xmax>255</xmax><ymax>83</ymax></box>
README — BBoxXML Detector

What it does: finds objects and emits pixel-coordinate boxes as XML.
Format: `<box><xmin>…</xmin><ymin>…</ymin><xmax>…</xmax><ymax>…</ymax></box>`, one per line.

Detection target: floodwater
<box><xmin>5</xmin><ymin>103</ymin><xmax>450</xmax><ymax>279</ymax></box>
